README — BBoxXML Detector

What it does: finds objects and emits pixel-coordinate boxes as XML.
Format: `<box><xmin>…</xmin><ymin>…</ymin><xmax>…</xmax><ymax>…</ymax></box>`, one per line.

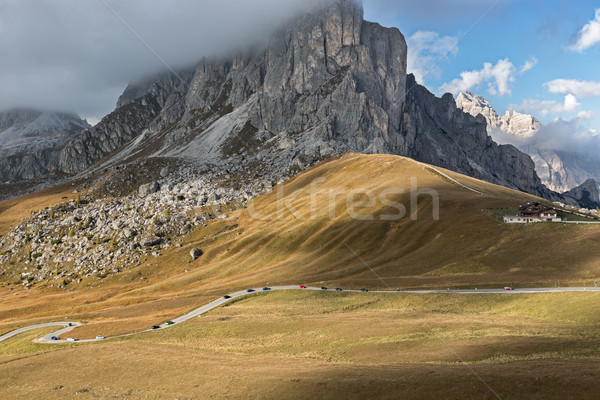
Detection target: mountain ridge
<box><xmin>0</xmin><ymin>0</ymin><xmax>572</xmax><ymax>208</ymax></box>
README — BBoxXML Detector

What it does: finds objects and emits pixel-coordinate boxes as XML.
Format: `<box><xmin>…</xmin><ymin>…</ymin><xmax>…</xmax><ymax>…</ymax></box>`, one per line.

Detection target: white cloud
<box><xmin>563</xmin><ymin>94</ymin><xmax>580</xmax><ymax>112</ymax></box>
<box><xmin>519</xmin><ymin>56</ymin><xmax>538</xmax><ymax>73</ymax></box>
<box><xmin>577</xmin><ymin>110</ymin><xmax>595</xmax><ymax>120</ymax></box>
<box><xmin>82</xmin><ymin>116</ymin><xmax>101</xmax><ymax>126</ymax></box>
<box><xmin>439</xmin><ymin>58</ymin><xmax>516</xmax><ymax>96</ymax></box>
<box><xmin>545</xmin><ymin>78</ymin><xmax>600</xmax><ymax>98</ymax></box>
<box><xmin>569</xmin><ymin>8</ymin><xmax>600</xmax><ymax>52</ymax></box>
<box><xmin>511</xmin><ymin>94</ymin><xmax>580</xmax><ymax>117</ymax></box>
<box><xmin>406</xmin><ymin>31</ymin><xmax>458</xmax><ymax>85</ymax></box>
<box><xmin>492</xmin><ymin>114</ymin><xmax>600</xmax><ymax>157</ymax></box>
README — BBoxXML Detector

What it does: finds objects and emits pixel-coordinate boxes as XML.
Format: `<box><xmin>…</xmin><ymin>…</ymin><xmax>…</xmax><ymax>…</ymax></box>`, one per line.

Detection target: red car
<box><xmin>300</xmin><ymin>285</ymin><xmax>306</xmax><ymax>289</ymax></box>
<box><xmin>504</xmin><ymin>286</ymin><xmax>514</xmax><ymax>291</ymax></box>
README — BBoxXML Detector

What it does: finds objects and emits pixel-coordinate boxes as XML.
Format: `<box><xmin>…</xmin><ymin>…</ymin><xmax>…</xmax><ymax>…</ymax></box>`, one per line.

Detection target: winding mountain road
<box><xmin>1</xmin><ymin>286</ymin><xmax>598</xmax><ymax>345</ymax></box>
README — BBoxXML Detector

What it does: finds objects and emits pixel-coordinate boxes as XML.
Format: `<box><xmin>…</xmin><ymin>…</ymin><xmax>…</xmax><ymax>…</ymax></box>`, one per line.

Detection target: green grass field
<box><xmin>1</xmin><ymin>290</ymin><xmax>600</xmax><ymax>399</ymax></box>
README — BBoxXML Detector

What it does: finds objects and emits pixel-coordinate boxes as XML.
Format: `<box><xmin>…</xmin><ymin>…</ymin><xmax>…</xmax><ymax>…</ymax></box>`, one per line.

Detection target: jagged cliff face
<box><xmin>1</xmin><ymin>0</ymin><xmax>565</xmax><ymax>204</ymax></box>
<box><xmin>402</xmin><ymin>77</ymin><xmax>550</xmax><ymax>197</ymax></box>
<box><xmin>56</xmin><ymin>0</ymin><xmax>407</xmax><ymax>176</ymax></box>
<box><xmin>0</xmin><ymin>109</ymin><xmax>89</xmax><ymax>182</ymax></box>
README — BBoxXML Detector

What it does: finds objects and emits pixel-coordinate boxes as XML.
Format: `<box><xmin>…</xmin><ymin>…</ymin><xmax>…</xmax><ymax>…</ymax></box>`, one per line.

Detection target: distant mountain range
<box><xmin>0</xmin><ymin>109</ymin><xmax>90</xmax><ymax>182</ymax></box>
<box><xmin>456</xmin><ymin>91</ymin><xmax>600</xmax><ymax>196</ymax></box>
<box><xmin>0</xmin><ymin>0</ymin><xmax>595</xmax><ymax>208</ymax></box>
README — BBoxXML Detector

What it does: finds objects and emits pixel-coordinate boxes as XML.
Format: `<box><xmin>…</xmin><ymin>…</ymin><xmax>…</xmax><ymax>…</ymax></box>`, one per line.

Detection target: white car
<box><xmin>66</xmin><ymin>337</ymin><xmax>77</xmax><ymax>342</ymax></box>
<box><xmin>95</xmin><ymin>336</ymin><xmax>106</xmax><ymax>340</ymax></box>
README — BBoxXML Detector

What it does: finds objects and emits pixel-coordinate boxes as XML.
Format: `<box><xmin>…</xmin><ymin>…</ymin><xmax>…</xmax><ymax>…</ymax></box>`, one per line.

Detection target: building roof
<box><xmin>518</xmin><ymin>202</ymin><xmax>554</xmax><ymax>216</ymax></box>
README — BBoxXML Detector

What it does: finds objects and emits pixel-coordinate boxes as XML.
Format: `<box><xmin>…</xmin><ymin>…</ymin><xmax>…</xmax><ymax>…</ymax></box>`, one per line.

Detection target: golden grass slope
<box><xmin>1</xmin><ymin>290</ymin><xmax>600</xmax><ymax>399</ymax></box>
<box><xmin>1</xmin><ymin>153</ymin><xmax>600</xmax><ymax>338</ymax></box>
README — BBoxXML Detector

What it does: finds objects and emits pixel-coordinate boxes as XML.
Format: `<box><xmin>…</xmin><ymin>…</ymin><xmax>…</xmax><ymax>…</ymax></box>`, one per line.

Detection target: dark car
<box><xmin>151</xmin><ymin>325</ymin><xmax>160</xmax><ymax>330</ymax></box>
<box><xmin>262</xmin><ymin>287</ymin><xmax>271</xmax><ymax>291</ymax></box>
<box><xmin>361</xmin><ymin>288</ymin><xmax>369</xmax><ymax>292</ymax></box>
<box><xmin>50</xmin><ymin>336</ymin><xmax>58</xmax><ymax>341</ymax></box>
<box><xmin>224</xmin><ymin>295</ymin><xmax>232</xmax><ymax>299</ymax></box>
<box><xmin>165</xmin><ymin>321</ymin><xmax>174</xmax><ymax>325</ymax></box>
<box><xmin>321</xmin><ymin>286</ymin><xmax>328</xmax><ymax>290</ymax></box>
<box><xmin>335</xmin><ymin>288</ymin><xmax>343</xmax><ymax>291</ymax></box>
<box><xmin>246</xmin><ymin>289</ymin><xmax>255</xmax><ymax>293</ymax></box>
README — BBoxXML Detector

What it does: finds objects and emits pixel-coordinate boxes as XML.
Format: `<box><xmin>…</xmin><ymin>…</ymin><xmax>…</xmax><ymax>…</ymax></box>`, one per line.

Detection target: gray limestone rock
<box><xmin>0</xmin><ymin>0</ymin><xmax>579</xmax><ymax>207</ymax></box>
<box><xmin>190</xmin><ymin>248</ymin><xmax>203</xmax><ymax>260</ymax></box>
<box><xmin>563</xmin><ymin>179</ymin><xmax>600</xmax><ymax>208</ymax></box>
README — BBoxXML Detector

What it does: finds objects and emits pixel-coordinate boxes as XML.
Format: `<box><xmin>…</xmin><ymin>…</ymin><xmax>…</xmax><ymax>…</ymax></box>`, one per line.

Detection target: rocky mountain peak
<box><xmin>54</xmin><ymin>0</ymin><xmax>407</xmax><ymax>180</ymax></box>
<box><xmin>455</xmin><ymin>91</ymin><xmax>600</xmax><ymax>195</ymax></box>
<box><xmin>0</xmin><ymin>0</ymin><xmax>574</xmax><ymax>208</ymax></box>
<box><xmin>563</xmin><ymin>178</ymin><xmax>600</xmax><ymax>208</ymax></box>
<box><xmin>0</xmin><ymin>109</ymin><xmax>90</xmax><ymax>185</ymax></box>
<box><xmin>456</xmin><ymin>91</ymin><xmax>541</xmax><ymax>138</ymax></box>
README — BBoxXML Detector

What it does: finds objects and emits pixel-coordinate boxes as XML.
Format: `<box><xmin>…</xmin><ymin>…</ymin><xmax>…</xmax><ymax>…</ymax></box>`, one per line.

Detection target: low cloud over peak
<box><xmin>0</xmin><ymin>0</ymin><xmax>321</xmax><ymax>119</ymax></box>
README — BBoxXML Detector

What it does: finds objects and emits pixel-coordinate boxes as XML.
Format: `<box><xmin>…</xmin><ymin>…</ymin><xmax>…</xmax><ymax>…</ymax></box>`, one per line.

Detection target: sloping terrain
<box><xmin>1</xmin><ymin>154</ymin><xmax>599</xmax><ymax>338</ymax></box>
<box><xmin>1</xmin><ymin>153</ymin><xmax>600</xmax><ymax>399</ymax></box>
<box><xmin>1</xmin><ymin>290</ymin><xmax>599</xmax><ymax>399</ymax></box>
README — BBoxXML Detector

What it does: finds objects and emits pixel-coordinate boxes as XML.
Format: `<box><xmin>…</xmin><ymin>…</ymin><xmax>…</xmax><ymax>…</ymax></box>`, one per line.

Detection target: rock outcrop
<box><xmin>456</xmin><ymin>91</ymin><xmax>541</xmax><ymax>138</ymax></box>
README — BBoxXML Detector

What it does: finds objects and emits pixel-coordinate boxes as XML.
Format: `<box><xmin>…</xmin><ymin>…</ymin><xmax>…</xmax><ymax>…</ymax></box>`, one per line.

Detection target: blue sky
<box><xmin>364</xmin><ymin>0</ymin><xmax>600</xmax><ymax>131</ymax></box>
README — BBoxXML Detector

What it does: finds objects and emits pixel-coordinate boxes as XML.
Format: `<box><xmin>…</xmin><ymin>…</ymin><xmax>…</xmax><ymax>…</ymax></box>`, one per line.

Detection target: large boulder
<box><xmin>190</xmin><ymin>248</ymin><xmax>203</xmax><ymax>260</ymax></box>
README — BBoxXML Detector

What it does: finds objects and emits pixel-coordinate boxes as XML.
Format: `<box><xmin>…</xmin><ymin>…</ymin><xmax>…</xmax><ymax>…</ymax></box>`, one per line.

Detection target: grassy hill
<box><xmin>1</xmin><ymin>153</ymin><xmax>600</xmax><ymax>398</ymax></box>
<box><xmin>1</xmin><ymin>153</ymin><xmax>600</xmax><ymax>337</ymax></box>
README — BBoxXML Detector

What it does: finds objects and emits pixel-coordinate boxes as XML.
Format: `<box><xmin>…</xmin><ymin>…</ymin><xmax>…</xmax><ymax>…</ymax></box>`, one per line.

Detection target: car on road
<box><xmin>96</xmin><ymin>336</ymin><xmax>106</xmax><ymax>340</ymax></box>
<box><xmin>262</xmin><ymin>287</ymin><xmax>271</xmax><ymax>291</ymax></box>
<box><xmin>321</xmin><ymin>286</ymin><xmax>328</xmax><ymax>290</ymax></box>
<box><xmin>246</xmin><ymin>289</ymin><xmax>255</xmax><ymax>293</ymax></box>
<box><xmin>68</xmin><ymin>323</ymin><xmax>73</xmax><ymax>327</ymax></box>
<box><xmin>361</xmin><ymin>288</ymin><xmax>369</xmax><ymax>292</ymax></box>
<box><xmin>335</xmin><ymin>288</ymin><xmax>343</xmax><ymax>291</ymax></box>
<box><xmin>223</xmin><ymin>295</ymin><xmax>231</xmax><ymax>299</ymax></box>
<box><xmin>50</xmin><ymin>336</ymin><xmax>58</xmax><ymax>341</ymax></box>
<box><xmin>165</xmin><ymin>321</ymin><xmax>174</xmax><ymax>325</ymax></box>
<box><xmin>299</xmin><ymin>285</ymin><xmax>306</xmax><ymax>289</ymax></box>
<box><xmin>66</xmin><ymin>337</ymin><xmax>77</xmax><ymax>342</ymax></box>
<box><xmin>151</xmin><ymin>325</ymin><xmax>160</xmax><ymax>330</ymax></box>
<box><xmin>504</xmin><ymin>286</ymin><xmax>514</xmax><ymax>290</ymax></box>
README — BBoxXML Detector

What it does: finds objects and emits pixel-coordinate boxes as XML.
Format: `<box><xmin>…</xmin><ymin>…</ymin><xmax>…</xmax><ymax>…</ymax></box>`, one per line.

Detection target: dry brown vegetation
<box><xmin>2</xmin><ymin>154</ymin><xmax>600</xmax><ymax>336</ymax></box>
<box><xmin>1</xmin><ymin>290</ymin><xmax>600</xmax><ymax>399</ymax></box>
<box><xmin>1</xmin><ymin>154</ymin><xmax>600</xmax><ymax>399</ymax></box>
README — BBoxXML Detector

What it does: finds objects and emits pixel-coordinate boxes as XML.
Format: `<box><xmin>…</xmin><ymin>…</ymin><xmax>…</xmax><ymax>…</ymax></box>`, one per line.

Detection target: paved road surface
<box><xmin>1</xmin><ymin>286</ymin><xmax>598</xmax><ymax>345</ymax></box>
